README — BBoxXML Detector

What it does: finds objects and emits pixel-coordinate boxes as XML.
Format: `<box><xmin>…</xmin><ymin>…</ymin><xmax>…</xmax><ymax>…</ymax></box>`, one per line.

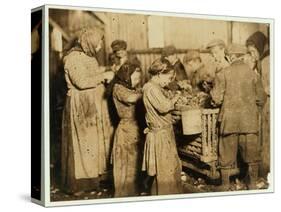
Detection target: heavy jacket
<box><xmin>211</xmin><ymin>60</ymin><xmax>266</xmax><ymax>135</ymax></box>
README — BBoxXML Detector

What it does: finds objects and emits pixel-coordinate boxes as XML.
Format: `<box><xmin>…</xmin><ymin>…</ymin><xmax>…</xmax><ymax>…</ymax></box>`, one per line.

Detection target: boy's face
<box><xmin>187</xmin><ymin>58</ymin><xmax>202</xmax><ymax>72</ymax></box>
<box><xmin>210</xmin><ymin>45</ymin><xmax>225</xmax><ymax>62</ymax></box>
<box><xmin>116</xmin><ymin>49</ymin><xmax>127</xmax><ymax>58</ymax></box>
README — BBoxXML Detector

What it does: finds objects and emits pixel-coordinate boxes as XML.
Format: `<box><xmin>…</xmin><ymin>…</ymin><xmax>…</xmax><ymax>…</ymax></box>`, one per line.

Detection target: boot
<box><xmin>217</xmin><ymin>169</ymin><xmax>231</xmax><ymax>191</ymax></box>
<box><xmin>248</xmin><ymin>163</ymin><xmax>259</xmax><ymax>190</ymax></box>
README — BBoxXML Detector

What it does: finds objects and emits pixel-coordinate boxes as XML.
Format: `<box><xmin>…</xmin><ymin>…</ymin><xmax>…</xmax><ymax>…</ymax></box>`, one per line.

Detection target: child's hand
<box><xmin>171</xmin><ymin>110</ymin><xmax>181</xmax><ymax>123</ymax></box>
<box><xmin>172</xmin><ymin>94</ymin><xmax>181</xmax><ymax>105</ymax></box>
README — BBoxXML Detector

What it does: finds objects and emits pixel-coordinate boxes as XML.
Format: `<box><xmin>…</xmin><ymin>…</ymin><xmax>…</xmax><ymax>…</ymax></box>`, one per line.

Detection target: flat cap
<box><xmin>111</xmin><ymin>39</ymin><xmax>127</xmax><ymax>52</ymax></box>
<box><xmin>183</xmin><ymin>50</ymin><xmax>201</xmax><ymax>63</ymax></box>
<box><xmin>162</xmin><ymin>45</ymin><xmax>177</xmax><ymax>57</ymax></box>
<box><xmin>227</xmin><ymin>43</ymin><xmax>247</xmax><ymax>55</ymax></box>
<box><xmin>206</xmin><ymin>39</ymin><xmax>226</xmax><ymax>49</ymax></box>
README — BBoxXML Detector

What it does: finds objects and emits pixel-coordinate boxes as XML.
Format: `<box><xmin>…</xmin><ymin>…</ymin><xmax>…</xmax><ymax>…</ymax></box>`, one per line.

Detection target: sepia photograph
<box><xmin>31</xmin><ymin>5</ymin><xmax>273</xmax><ymax>206</ymax></box>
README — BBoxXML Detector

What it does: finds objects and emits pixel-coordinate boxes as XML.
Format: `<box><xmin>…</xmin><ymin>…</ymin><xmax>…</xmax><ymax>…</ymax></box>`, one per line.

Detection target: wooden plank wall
<box><xmin>99</xmin><ymin>12</ymin><xmax>148</xmax><ymax>53</ymax></box>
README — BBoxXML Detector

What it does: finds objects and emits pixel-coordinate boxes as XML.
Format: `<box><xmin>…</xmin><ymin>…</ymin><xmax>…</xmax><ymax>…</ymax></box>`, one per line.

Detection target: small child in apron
<box><xmin>142</xmin><ymin>58</ymin><xmax>183</xmax><ymax>195</ymax></box>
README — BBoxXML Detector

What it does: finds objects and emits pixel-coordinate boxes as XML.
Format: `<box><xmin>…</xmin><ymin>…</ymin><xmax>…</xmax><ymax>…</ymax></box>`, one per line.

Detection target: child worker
<box><xmin>142</xmin><ymin>58</ymin><xmax>183</xmax><ymax>195</ymax></box>
<box><xmin>111</xmin><ymin>58</ymin><xmax>143</xmax><ymax>197</ymax></box>
<box><xmin>210</xmin><ymin>44</ymin><xmax>266</xmax><ymax>190</ymax></box>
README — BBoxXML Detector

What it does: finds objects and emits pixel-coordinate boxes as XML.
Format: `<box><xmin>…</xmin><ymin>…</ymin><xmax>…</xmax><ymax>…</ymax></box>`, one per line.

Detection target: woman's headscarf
<box><xmin>116</xmin><ymin>56</ymin><xmax>141</xmax><ymax>88</ymax></box>
<box><xmin>115</xmin><ymin>62</ymin><xmax>139</xmax><ymax>89</ymax></box>
<box><xmin>64</xmin><ymin>27</ymin><xmax>104</xmax><ymax>58</ymax></box>
<box><xmin>246</xmin><ymin>31</ymin><xmax>269</xmax><ymax>60</ymax></box>
<box><xmin>79</xmin><ymin>28</ymin><xmax>104</xmax><ymax>57</ymax></box>
<box><xmin>246</xmin><ymin>31</ymin><xmax>269</xmax><ymax>74</ymax></box>
<box><xmin>106</xmin><ymin>57</ymin><xmax>141</xmax><ymax>97</ymax></box>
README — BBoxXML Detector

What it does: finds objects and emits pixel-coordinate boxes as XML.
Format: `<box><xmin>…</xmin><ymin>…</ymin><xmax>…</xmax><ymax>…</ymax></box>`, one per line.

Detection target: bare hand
<box><xmin>171</xmin><ymin>110</ymin><xmax>181</xmax><ymax>123</ymax></box>
<box><xmin>172</xmin><ymin>94</ymin><xmax>181</xmax><ymax>105</ymax></box>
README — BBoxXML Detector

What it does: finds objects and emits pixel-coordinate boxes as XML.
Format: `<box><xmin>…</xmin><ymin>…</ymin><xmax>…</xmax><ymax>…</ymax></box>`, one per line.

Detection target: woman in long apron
<box><xmin>61</xmin><ymin>28</ymin><xmax>115</xmax><ymax>196</ymax></box>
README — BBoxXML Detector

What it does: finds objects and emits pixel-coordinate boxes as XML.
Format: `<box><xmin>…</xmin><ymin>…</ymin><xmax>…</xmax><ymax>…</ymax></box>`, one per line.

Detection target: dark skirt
<box><xmin>112</xmin><ymin>119</ymin><xmax>142</xmax><ymax>197</ymax></box>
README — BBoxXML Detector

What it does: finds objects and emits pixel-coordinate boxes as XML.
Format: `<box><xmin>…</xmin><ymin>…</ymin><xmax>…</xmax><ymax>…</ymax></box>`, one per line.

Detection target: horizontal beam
<box><xmin>128</xmin><ymin>48</ymin><xmax>210</xmax><ymax>54</ymax></box>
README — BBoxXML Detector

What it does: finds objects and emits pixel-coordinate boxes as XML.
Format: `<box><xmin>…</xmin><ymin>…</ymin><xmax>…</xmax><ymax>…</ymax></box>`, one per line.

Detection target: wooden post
<box><xmin>202</xmin><ymin>114</ymin><xmax>207</xmax><ymax>157</ymax></box>
<box><xmin>207</xmin><ymin>113</ymin><xmax>212</xmax><ymax>155</ymax></box>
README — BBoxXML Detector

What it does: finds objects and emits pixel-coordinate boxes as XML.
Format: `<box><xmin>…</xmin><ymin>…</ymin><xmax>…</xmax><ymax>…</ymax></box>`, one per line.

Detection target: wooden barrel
<box><xmin>181</xmin><ymin>108</ymin><xmax>202</xmax><ymax>135</ymax></box>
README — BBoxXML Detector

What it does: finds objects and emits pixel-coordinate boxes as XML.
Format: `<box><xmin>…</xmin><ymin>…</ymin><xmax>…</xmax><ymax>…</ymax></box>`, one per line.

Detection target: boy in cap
<box><xmin>210</xmin><ymin>43</ymin><xmax>266</xmax><ymax>190</ymax></box>
<box><xmin>161</xmin><ymin>45</ymin><xmax>187</xmax><ymax>91</ymax></box>
<box><xmin>162</xmin><ymin>45</ymin><xmax>187</xmax><ymax>81</ymax></box>
<box><xmin>206</xmin><ymin>39</ymin><xmax>231</xmax><ymax>72</ymax></box>
<box><xmin>110</xmin><ymin>39</ymin><xmax>140</xmax><ymax>73</ymax></box>
<box><xmin>110</xmin><ymin>40</ymin><xmax>128</xmax><ymax>72</ymax></box>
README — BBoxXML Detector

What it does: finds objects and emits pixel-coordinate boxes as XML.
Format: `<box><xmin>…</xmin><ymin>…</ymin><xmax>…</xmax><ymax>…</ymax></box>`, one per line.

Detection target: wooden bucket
<box><xmin>181</xmin><ymin>108</ymin><xmax>202</xmax><ymax>135</ymax></box>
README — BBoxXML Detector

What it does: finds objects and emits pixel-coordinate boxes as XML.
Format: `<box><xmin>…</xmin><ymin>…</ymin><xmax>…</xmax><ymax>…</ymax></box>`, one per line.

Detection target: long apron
<box><xmin>142</xmin><ymin>126</ymin><xmax>183</xmax><ymax>195</ymax></box>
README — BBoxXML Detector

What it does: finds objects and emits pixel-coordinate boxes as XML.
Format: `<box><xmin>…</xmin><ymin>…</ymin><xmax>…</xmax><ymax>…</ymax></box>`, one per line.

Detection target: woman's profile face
<box><xmin>130</xmin><ymin>69</ymin><xmax>141</xmax><ymax>88</ymax></box>
<box><xmin>247</xmin><ymin>45</ymin><xmax>260</xmax><ymax>61</ymax></box>
<box><xmin>158</xmin><ymin>70</ymin><xmax>175</xmax><ymax>87</ymax></box>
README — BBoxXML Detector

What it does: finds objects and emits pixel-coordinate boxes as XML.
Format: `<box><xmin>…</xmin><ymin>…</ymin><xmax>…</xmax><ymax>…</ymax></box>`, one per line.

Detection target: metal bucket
<box><xmin>181</xmin><ymin>109</ymin><xmax>202</xmax><ymax>135</ymax></box>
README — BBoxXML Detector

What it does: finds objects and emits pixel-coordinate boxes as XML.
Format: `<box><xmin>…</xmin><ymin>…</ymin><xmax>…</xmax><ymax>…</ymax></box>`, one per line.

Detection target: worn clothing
<box><xmin>211</xmin><ymin>60</ymin><xmax>266</xmax><ymax>135</ymax></box>
<box><xmin>215</xmin><ymin>56</ymin><xmax>230</xmax><ymax>74</ymax></box>
<box><xmin>142</xmin><ymin>81</ymin><xmax>183</xmax><ymax>195</ymax></box>
<box><xmin>219</xmin><ymin>134</ymin><xmax>260</xmax><ymax>168</ymax></box>
<box><xmin>261</xmin><ymin>55</ymin><xmax>270</xmax><ymax>176</ymax></box>
<box><xmin>211</xmin><ymin>60</ymin><xmax>266</xmax><ymax>171</ymax></box>
<box><xmin>61</xmin><ymin>51</ymin><xmax>113</xmax><ymax>193</ymax></box>
<box><xmin>111</xmin><ymin>84</ymin><xmax>143</xmax><ymax>197</ymax></box>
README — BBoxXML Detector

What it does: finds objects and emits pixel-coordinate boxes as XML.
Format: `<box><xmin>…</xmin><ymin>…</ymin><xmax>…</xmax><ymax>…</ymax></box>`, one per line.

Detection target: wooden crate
<box><xmin>178</xmin><ymin>108</ymin><xmax>240</xmax><ymax>179</ymax></box>
<box><xmin>178</xmin><ymin>108</ymin><xmax>220</xmax><ymax>179</ymax></box>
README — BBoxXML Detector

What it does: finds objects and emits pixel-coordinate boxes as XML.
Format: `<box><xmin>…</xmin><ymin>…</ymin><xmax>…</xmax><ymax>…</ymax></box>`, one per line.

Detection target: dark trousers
<box><xmin>219</xmin><ymin>133</ymin><xmax>260</xmax><ymax>169</ymax></box>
